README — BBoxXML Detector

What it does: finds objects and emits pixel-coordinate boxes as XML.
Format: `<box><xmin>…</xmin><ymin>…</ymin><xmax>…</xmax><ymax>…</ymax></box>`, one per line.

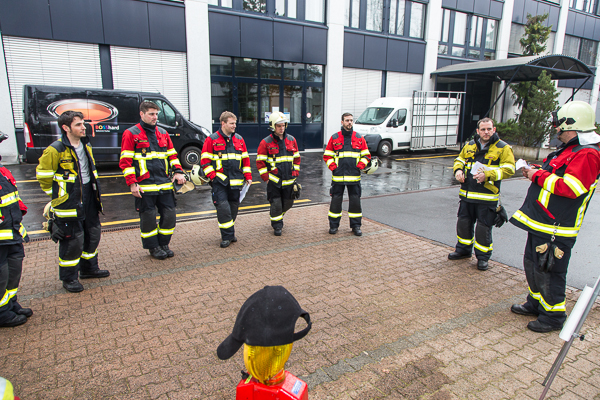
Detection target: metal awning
<box><xmin>431</xmin><ymin>55</ymin><xmax>594</xmax><ymax>82</ymax></box>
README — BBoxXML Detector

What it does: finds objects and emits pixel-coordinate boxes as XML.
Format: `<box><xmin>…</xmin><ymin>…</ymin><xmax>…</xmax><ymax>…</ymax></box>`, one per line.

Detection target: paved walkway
<box><xmin>2</xmin><ymin>204</ymin><xmax>599</xmax><ymax>400</ymax></box>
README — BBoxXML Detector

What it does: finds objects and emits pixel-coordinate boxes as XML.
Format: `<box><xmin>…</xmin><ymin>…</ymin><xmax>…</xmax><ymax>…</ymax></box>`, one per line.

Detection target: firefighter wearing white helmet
<box><xmin>256</xmin><ymin>112</ymin><xmax>301</xmax><ymax>236</ymax></box>
<box><xmin>510</xmin><ymin>100</ymin><xmax>600</xmax><ymax>333</ymax></box>
<box><xmin>0</xmin><ymin>377</ymin><xmax>20</xmax><ymax>400</ymax></box>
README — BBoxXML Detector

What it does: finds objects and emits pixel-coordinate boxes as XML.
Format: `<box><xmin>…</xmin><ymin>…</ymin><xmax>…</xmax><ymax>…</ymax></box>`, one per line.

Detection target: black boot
<box><xmin>161</xmin><ymin>245</ymin><xmax>175</xmax><ymax>257</ymax></box>
<box><xmin>149</xmin><ymin>247</ymin><xmax>168</xmax><ymax>260</ymax></box>
<box><xmin>0</xmin><ymin>311</ymin><xmax>27</xmax><ymax>328</ymax></box>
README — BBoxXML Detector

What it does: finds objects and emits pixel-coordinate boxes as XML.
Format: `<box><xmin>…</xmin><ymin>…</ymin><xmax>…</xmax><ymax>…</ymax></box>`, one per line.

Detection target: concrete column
<box><xmin>323</xmin><ymin>0</ymin><xmax>346</xmax><ymax>146</ymax></box>
<box><xmin>0</xmin><ymin>32</ymin><xmax>19</xmax><ymax>164</ymax></box>
<box><xmin>421</xmin><ymin>0</ymin><xmax>442</xmax><ymax>91</ymax></box>
<box><xmin>185</xmin><ymin>0</ymin><xmax>214</xmax><ymax>130</ymax></box>
<box><xmin>553</xmin><ymin>0</ymin><xmax>569</xmax><ymax>55</ymax></box>
<box><xmin>492</xmin><ymin>0</ymin><xmax>515</xmax><ymax>121</ymax></box>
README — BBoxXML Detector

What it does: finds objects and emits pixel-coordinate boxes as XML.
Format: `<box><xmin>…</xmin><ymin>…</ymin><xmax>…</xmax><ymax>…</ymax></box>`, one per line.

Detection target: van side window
<box><xmin>388</xmin><ymin>109</ymin><xmax>407</xmax><ymax>127</ymax></box>
<box><xmin>145</xmin><ymin>99</ymin><xmax>177</xmax><ymax>127</ymax></box>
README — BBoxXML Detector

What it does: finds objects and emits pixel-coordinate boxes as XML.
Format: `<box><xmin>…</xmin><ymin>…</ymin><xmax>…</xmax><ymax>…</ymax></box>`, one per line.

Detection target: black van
<box><xmin>23</xmin><ymin>85</ymin><xmax>209</xmax><ymax>169</ymax></box>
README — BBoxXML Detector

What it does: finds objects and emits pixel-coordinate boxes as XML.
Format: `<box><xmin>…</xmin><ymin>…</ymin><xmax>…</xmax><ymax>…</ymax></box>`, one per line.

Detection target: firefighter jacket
<box><xmin>119</xmin><ymin>122</ymin><xmax>183</xmax><ymax>193</ymax></box>
<box><xmin>323</xmin><ymin>129</ymin><xmax>370</xmax><ymax>185</ymax></box>
<box><xmin>510</xmin><ymin>138</ymin><xmax>600</xmax><ymax>247</ymax></box>
<box><xmin>36</xmin><ymin>134</ymin><xmax>102</xmax><ymax>220</ymax></box>
<box><xmin>256</xmin><ymin>133</ymin><xmax>300</xmax><ymax>187</ymax></box>
<box><xmin>0</xmin><ymin>165</ymin><xmax>28</xmax><ymax>244</ymax></box>
<box><xmin>201</xmin><ymin>130</ymin><xmax>252</xmax><ymax>187</ymax></box>
<box><xmin>453</xmin><ymin>133</ymin><xmax>515</xmax><ymax>205</ymax></box>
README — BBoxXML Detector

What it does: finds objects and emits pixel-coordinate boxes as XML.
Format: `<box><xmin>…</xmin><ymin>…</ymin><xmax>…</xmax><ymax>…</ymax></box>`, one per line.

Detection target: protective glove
<box><xmin>292</xmin><ymin>170</ymin><xmax>299</xmax><ymax>177</ymax></box>
<box><xmin>292</xmin><ymin>183</ymin><xmax>302</xmax><ymax>199</ymax></box>
<box><xmin>50</xmin><ymin>220</ymin><xmax>65</xmax><ymax>243</ymax></box>
<box><xmin>357</xmin><ymin>161</ymin><xmax>366</xmax><ymax>170</ymax></box>
<box><xmin>328</xmin><ymin>162</ymin><xmax>337</xmax><ymax>171</ymax></box>
<box><xmin>494</xmin><ymin>205</ymin><xmax>508</xmax><ymax>228</ymax></box>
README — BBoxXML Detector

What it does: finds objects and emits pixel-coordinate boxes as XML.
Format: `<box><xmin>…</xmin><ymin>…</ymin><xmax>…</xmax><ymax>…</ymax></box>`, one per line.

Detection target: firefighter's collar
<box><xmin>578</xmin><ymin>130</ymin><xmax>600</xmax><ymax>145</ymax></box>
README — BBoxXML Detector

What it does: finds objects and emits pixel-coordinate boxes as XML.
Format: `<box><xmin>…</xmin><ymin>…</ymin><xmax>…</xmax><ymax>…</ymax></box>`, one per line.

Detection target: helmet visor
<box><xmin>551</xmin><ymin>110</ymin><xmax>565</xmax><ymax>128</ymax></box>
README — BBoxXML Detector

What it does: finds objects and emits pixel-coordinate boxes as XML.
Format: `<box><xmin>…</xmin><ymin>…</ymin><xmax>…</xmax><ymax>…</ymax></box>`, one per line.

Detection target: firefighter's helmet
<box><xmin>0</xmin><ymin>377</ymin><xmax>18</xmax><ymax>400</ymax></box>
<box><xmin>268</xmin><ymin>112</ymin><xmax>289</xmax><ymax>132</ymax></box>
<box><xmin>363</xmin><ymin>157</ymin><xmax>381</xmax><ymax>174</ymax></box>
<box><xmin>173</xmin><ymin>172</ymin><xmax>195</xmax><ymax>194</ymax></box>
<box><xmin>552</xmin><ymin>101</ymin><xmax>596</xmax><ymax>132</ymax></box>
<box><xmin>190</xmin><ymin>165</ymin><xmax>210</xmax><ymax>186</ymax></box>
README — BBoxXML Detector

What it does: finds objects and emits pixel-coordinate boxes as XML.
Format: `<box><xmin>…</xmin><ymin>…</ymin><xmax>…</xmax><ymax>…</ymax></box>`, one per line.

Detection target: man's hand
<box><xmin>172</xmin><ymin>172</ymin><xmax>186</xmax><ymax>185</ymax></box>
<box><xmin>246</xmin><ymin>180</ymin><xmax>253</xmax><ymax>185</ymax></box>
<box><xmin>454</xmin><ymin>170</ymin><xmax>465</xmax><ymax>183</ymax></box>
<box><xmin>130</xmin><ymin>183</ymin><xmax>143</xmax><ymax>198</ymax></box>
<box><xmin>473</xmin><ymin>171</ymin><xmax>486</xmax><ymax>184</ymax></box>
<box><xmin>523</xmin><ymin>168</ymin><xmax>538</xmax><ymax>181</ymax></box>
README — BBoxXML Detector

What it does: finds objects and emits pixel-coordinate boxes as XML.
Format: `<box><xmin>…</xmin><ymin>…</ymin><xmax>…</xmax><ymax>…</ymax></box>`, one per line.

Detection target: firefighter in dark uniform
<box><xmin>36</xmin><ymin>111</ymin><xmax>109</xmax><ymax>293</ymax></box>
<box><xmin>256</xmin><ymin>112</ymin><xmax>301</xmax><ymax>236</ymax></box>
<box><xmin>510</xmin><ymin>101</ymin><xmax>600</xmax><ymax>333</ymax></box>
<box><xmin>120</xmin><ymin>101</ymin><xmax>187</xmax><ymax>260</ymax></box>
<box><xmin>448</xmin><ymin>118</ymin><xmax>515</xmax><ymax>271</ymax></box>
<box><xmin>0</xmin><ymin>132</ymin><xmax>31</xmax><ymax>327</ymax></box>
<box><xmin>323</xmin><ymin>113</ymin><xmax>371</xmax><ymax>236</ymax></box>
<box><xmin>201</xmin><ymin>111</ymin><xmax>252</xmax><ymax>248</ymax></box>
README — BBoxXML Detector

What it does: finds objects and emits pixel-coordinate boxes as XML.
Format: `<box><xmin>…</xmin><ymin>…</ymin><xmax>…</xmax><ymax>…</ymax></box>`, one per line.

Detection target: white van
<box><xmin>353</xmin><ymin>91</ymin><xmax>464</xmax><ymax>157</ymax></box>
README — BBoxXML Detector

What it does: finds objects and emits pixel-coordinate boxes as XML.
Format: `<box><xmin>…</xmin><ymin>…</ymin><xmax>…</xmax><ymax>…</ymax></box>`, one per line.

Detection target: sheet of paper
<box><xmin>516</xmin><ymin>159</ymin><xmax>530</xmax><ymax>170</ymax></box>
<box><xmin>239</xmin><ymin>181</ymin><xmax>250</xmax><ymax>203</ymax></box>
<box><xmin>471</xmin><ymin>161</ymin><xmax>491</xmax><ymax>174</ymax></box>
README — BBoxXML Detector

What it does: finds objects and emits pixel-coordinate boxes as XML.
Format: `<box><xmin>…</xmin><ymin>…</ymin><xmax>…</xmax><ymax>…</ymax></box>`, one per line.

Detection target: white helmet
<box><xmin>552</xmin><ymin>101</ymin><xmax>596</xmax><ymax>132</ymax></box>
<box><xmin>363</xmin><ymin>157</ymin><xmax>381</xmax><ymax>174</ymax></box>
<box><xmin>268</xmin><ymin>112</ymin><xmax>289</xmax><ymax>131</ymax></box>
<box><xmin>173</xmin><ymin>172</ymin><xmax>195</xmax><ymax>194</ymax></box>
<box><xmin>190</xmin><ymin>165</ymin><xmax>210</xmax><ymax>186</ymax></box>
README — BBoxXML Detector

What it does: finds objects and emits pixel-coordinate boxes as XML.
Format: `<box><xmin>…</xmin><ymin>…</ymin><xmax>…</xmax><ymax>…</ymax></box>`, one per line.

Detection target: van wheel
<box><xmin>180</xmin><ymin>145</ymin><xmax>202</xmax><ymax>169</ymax></box>
<box><xmin>377</xmin><ymin>140</ymin><xmax>392</xmax><ymax>157</ymax></box>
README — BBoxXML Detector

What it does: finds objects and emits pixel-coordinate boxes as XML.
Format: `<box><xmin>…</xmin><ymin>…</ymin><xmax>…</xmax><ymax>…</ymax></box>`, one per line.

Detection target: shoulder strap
<box><xmin>50</xmin><ymin>140</ymin><xmax>66</xmax><ymax>153</ymax></box>
<box><xmin>573</xmin><ymin>144</ymin><xmax>600</xmax><ymax>153</ymax></box>
<box><xmin>494</xmin><ymin>140</ymin><xmax>508</xmax><ymax>149</ymax></box>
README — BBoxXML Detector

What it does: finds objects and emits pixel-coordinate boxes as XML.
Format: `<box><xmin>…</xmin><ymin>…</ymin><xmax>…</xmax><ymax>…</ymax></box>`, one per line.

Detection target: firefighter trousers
<box><xmin>522</xmin><ymin>233</ymin><xmax>570</xmax><ymax>328</ymax></box>
<box><xmin>0</xmin><ymin>244</ymin><xmax>25</xmax><ymax>322</ymax></box>
<box><xmin>454</xmin><ymin>200</ymin><xmax>495</xmax><ymax>261</ymax></box>
<box><xmin>267</xmin><ymin>182</ymin><xmax>294</xmax><ymax>230</ymax></box>
<box><xmin>135</xmin><ymin>191</ymin><xmax>176</xmax><ymax>250</ymax></box>
<box><xmin>212</xmin><ymin>183</ymin><xmax>240</xmax><ymax>240</ymax></box>
<box><xmin>328</xmin><ymin>183</ymin><xmax>362</xmax><ymax>229</ymax></box>
<box><xmin>58</xmin><ymin>183</ymin><xmax>101</xmax><ymax>282</ymax></box>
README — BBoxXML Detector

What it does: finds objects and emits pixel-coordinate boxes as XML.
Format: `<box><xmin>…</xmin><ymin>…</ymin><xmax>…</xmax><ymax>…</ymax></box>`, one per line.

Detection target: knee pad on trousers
<box><xmin>61</xmin><ymin>231</ymin><xmax>85</xmax><ymax>260</ymax></box>
<box><xmin>140</xmin><ymin>209</ymin><xmax>157</xmax><ymax>232</ymax></box>
<box><xmin>161</xmin><ymin>207</ymin><xmax>177</xmax><ymax>229</ymax></box>
<box><xmin>86</xmin><ymin>223</ymin><xmax>102</xmax><ymax>250</ymax></box>
<box><xmin>456</xmin><ymin>218</ymin><xmax>473</xmax><ymax>239</ymax></box>
<box><xmin>475</xmin><ymin>223</ymin><xmax>492</xmax><ymax>246</ymax></box>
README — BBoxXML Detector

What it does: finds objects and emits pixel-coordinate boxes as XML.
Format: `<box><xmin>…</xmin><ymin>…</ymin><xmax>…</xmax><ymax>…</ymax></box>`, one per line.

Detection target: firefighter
<box><xmin>256</xmin><ymin>112</ymin><xmax>301</xmax><ymax>236</ymax></box>
<box><xmin>201</xmin><ymin>111</ymin><xmax>252</xmax><ymax>248</ymax></box>
<box><xmin>0</xmin><ymin>132</ymin><xmax>31</xmax><ymax>327</ymax></box>
<box><xmin>448</xmin><ymin>118</ymin><xmax>515</xmax><ymax>271</ymax></box>
<box><xmin>510</xmin><ymin>101</ymin><xmax>600</xmax><ymax>333</ymax></box>
<box><xmin>36</xmin><ymin>111</ymin><xmax>109</xmax><ymax>292</ymax></box>
<box><xmin>323</xmin><ymin>113</ymin><xmax>371</xmax><ymax>236</ymax></box>
<box><xmin>120</xmin><ymin>101</ymin><xmax>186</xmax><ymax>260</ymax></box>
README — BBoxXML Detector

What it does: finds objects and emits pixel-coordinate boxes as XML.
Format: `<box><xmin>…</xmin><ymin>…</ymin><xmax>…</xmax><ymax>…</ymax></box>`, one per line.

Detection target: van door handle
<box><xmin>404</xmin><ymin>126</ymin><xmax>407</xmax><ymax>131</ymax></box>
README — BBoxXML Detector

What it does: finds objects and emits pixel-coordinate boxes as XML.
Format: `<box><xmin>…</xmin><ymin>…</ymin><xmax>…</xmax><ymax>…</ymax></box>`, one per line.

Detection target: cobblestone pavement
<box><xmin>2</xmin><ymin>204</ymin><xmax>599</xmax><ymax>400</ymax></box>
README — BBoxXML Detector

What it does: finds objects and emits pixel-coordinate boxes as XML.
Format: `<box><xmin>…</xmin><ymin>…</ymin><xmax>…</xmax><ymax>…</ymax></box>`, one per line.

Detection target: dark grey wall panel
<box><xmin>583</xmin><ymin>15</ymin><xmax>595</xmax><ymax>39</ymax></box>
<box><xmin>512</xmin><ymin>0</ymin><xmax>525</xmax><ymax>24</ymax></box>
<box><xmin>208</xmin><ymin>12</ymin><xmax>240</xmax><ymax>57</ymax></box>
<box><xmin>240</xmin><ymin>18</ymin><xmax>273</xmax><ymax>59</ymax></box>
<box><xmin>442</xmin><ymin>0</ymin><xmax>458</xmax><ymax>9</ymax></box>
<box><xmin>537</xmin><ymin>2</ymin><xmax>550</xmax><ymax>24</ymax></box>
<box><xmin>303</xmin><ymin>27</ymin><xmax>327</xmax><ymax>65</ymax></box>
<box><xmin>343</xmin><ymin>32</ymin><xmax>365</xmax><ymax>68</ymax></box>
<box><xmin>489</xmin><ymin>1</ymin><xmax>503</xmax><ymax>20</ymax></box>
<box><xmin>565</xmin><ymin>11</ymin><xmax>576</xmax><ymax>36</ymax></box>
<box><xmin>386</xmin><ymin>39</ymin><xmax>408</xmax><ymax>72</ymax></box>
<box><xmin>99</xmin><ymin>44</ymin><xmax>113</xmax><ymax>89</ymax></box>
<box><xmin>148</xmin><ymin>3</ymin><xmax>186</xmax><ymax>51</ymax></box>
<box><xmin>523</xmin><ymin>0</ymin><xmax>537</xmax><ymax>21</ymax></box>
<box><xmin>50</xmin><ymin>0</ymin><xmax>104</xmax><ymax>43</ymax></box>
<box><xmin>0</xmin><ymin>0</ymin><xmax>53</xmax><ymax>39</ymax></box>
<box><xmin>274</xmin><ymin>23</ymin><xmax>303</xmax><ymax>62</ymax></box>
<box><xmin>594</xmin><ymin>18</ymin><xmax>600</xmax><ymax>40</ymax></box>
<box><xmin>102</xmin><ymin>0</ymin><xmax>150</xmax><ymax>48</ymax></box>
<box><xmin>437</xmin><ymin>57</ymin><xmax>453</xmax><ymax>70</ymax></box>
<box><xmin>548</xmin><ymin>5</ymin><xmax>559</xmax><ymax>32</ymax></box>
<box><xmin>406</xmin><ymin>42</ymin><xmax>425</xmax><ymax>74</ymax></box>
<box><xmin>473</xmin><ymin>0</ymin><xmax>490</xmax><ymax>16</ymax></box>
<box><xmin>363</xmin><ymin>36</ymin><xmax>387</xmax><ymax>70</ymax></box>
<box><xmin>573</xmin><ymin>12</ymin><xmax>586</xmax><ymax>37</ymax></box>
<box><xmin>456</xmin><ymin>0</ymin><xmax>474</xmax><ymax>13</ymax></box>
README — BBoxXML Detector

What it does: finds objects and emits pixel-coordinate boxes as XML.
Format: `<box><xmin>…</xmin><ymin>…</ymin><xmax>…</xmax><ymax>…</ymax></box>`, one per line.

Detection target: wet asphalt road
<box><xmin>12</xmin><ymin>150</ymin><xmax>461</xmax><ymax>237</ymax></box>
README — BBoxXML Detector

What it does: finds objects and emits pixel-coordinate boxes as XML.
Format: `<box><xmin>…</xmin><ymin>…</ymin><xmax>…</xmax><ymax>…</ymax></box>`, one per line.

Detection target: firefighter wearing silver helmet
<box><xmin>510</xmin><ymin>101</ymin><xmax>600</xmax><ymax>333</ymax></box>
<box><xmin>256</xmin><ymin>112</ymin><xmax>301</xmax><ymax>236</ymax></box>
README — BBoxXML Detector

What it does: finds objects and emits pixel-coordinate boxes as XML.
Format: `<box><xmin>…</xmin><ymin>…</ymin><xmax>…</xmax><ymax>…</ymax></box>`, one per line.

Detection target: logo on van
<box><xmin>47</xmin><ymin>99</ymin><xmax>119</xmax><ymax>123</ymax></box>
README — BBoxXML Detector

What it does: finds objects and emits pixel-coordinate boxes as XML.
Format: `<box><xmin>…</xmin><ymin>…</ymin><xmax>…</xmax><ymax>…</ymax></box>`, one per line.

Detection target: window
<box><xmin>211</xmin><ymin>82</ymin><xmax>233</xmax><ymax>122</ymax></box>
<box><xmin>210</xmin><ymin>56</ymin><xmax>232</xmax><ymax>76</ymax></box>
<box><xmin>564</xmin><ymin>35</ymin><xmax>599</xmax><ymax>65</ymax></box>
<box><xmin>347</xmin><ymin>0</ymin><xmax>425</xmax><ymax>38</ymax></box>
<box><xmin>210</xmin><ymin>0</ymin><xmax>319</xmax><ymax>22</ymax></box>
<box><xmin>388</xmin><ymin>109</ymin><xmax>407</xmax><ymax>126</ymax></box>
<box><xmin>356</xmin><ymin>107</ymin><xmax>394</xmax><ymax>125</ymax></box>
<box><xmin>261</xmin><ymin>60</ymin><xmax>282</xmax><ymax>79</ymax></box>
<box><xmin>509</xmin><ymin>24</ymin><xmax>555</xmax><ymax>55</ymax></box>
<box><xmin>570</xmin><ymin>0</ymin><xmax>598</xmax><ymax>14</ymax></box>
<box><xmin>244</xmin><ymin>0</ymin><xmax>266</xmax><ymax>13</ymax></box>
<box><xmin>305</xmin><ymin>0</ymin><xmax>325</xmax><ymax>22</ymax></box>
<box><xmin>439</xmin><ymin>9</ymin><xmax>498</xmax><ymax>60</ymax></box>
<box><xmin>276</xmin><ymin>0</ymin><xmax>297</xmax><ymax>17</ymax></box>
<box><xmin>366</xmin><ymin>0</ymin><xmax>384</xmax><ymax>32</ymax></box>
<box><xmin>145</xmin><ymin>99</ymin><xmax>178</xmax><ymax>127</ymax></box>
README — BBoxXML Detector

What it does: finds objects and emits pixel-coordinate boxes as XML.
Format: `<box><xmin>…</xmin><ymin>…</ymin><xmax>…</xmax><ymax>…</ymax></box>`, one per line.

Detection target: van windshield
<box><xmin>355</xmin><ymin>107</ymin><xmax>394</xmax><ymax>125</ymax></box>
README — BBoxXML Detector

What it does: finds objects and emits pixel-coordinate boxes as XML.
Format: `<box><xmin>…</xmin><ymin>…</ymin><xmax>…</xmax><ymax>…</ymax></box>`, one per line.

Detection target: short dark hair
<box><xmin>140</xmin><ymin>101</ymin><xmax>160</xmax><ymax>114</ymax></box>
<box><xmin>341</xmin><ymin>113</ymin><xmax>353</xmax><ymax>121</ymax></box>
<box><xmin>58</xmin><ymin>111</ymin><xmax>85</xmax><ymax>134</ymax></box>
<box><xmin>477</xmin><ymin>117</ymin><xmax>495</xmax><ymax>129</ymax></box>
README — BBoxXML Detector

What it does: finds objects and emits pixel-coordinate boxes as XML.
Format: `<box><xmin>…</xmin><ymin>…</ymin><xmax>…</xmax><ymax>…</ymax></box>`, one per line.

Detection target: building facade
<box><xmin>0</xmin><ymin>0</ymin><xmax>598</xmax><ymax>162</ymax></box>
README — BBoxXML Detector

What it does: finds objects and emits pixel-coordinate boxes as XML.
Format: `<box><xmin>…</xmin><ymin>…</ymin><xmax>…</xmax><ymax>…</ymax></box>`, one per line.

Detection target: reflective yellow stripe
<box><xmin>270</xmin><ymin>214</ymin><xmax>284</xmax><ymax>222</ymax></box>
<box><xmin>0</xmin><ymin>290</ymin><xmax>9</xmax><ymax>307</ymax></box>
<box><xmin>458</xmin><ymin>189</ymin><xmax>499</xmax><ymax>201</ymax></box>
<box><xmin>138</xmin><ymin>158</ymin><xmax>148</xmax><ymax>177</ymax></box>
<box><xmin>81</xmin><ymin>250</ymin><xmax>98</xmax><ymax>260</ymax></box>
<box><xmin>218</xmin><ymin>220</ymin><xmax>234</xmax><ymax>229</ymax></box>
<box><xmin>230</xmin><ymin>179</ymin><xmax>244</xmax><ymax>186</ymax></box>
<box><xmin>36</xmin><ymin>170</ymin><xmax>55</xmax><ymax>178</ymax></box>
<box><xmin>167</xmin><ymin>148</ymin><xmax>178</xmax><ymax>156</ymax></box>
<box><xmin>500</xmin><ymin>163</ymin><xmax>515</xmax><ymax>173</ymax></box>
<box><xmin>324</xmin><ymin>150</ymin><xmax>336</xmax><ymax>157</ymax></box>
<box><xmin>269</xmin><ymin>174</ymin><xmax>281</xmax><ymax>183</ymax></box>
<box><xmin>241</xmin><ymin>152</ymin><xmax>249</xmax><ymax>158</ymax></box>
<box><xmin>256</xmin><ymin>155</ymin><xmax>268</xmax><ymax>161</ymax></box>
<box><xmin>538</xmin><ymin>189</ymin><xmax>551</xmax><ymax>208</ymax></box>
<box><xmin>360</xmin><ymin>149</ymin><xmax>370</xmax><ymax>157</ymax></box>
<box><xmin>543</xmin><ymin>174</ymin><xmax>560</xmax><ymax>193</ymax></box>
<box><xmin>138</xmin><ymin>182</ymin><xmax>174</xmax><ymax>192</ymax></box>
<box><xmin>474</xmin><ymin>240</ymin><xmax>493</xmax><ymax>253</ymax></box>
<box><xmin>332</xmin><ymin>175</ymin><xmax>361</xmax><ymax>182</ymax></box>
<box><xmin>563</xmin><ymin>174</ymin><xmax>587</xmax><ymax>196</ymax></box>
<box><xmin>575</xmin><ymin>180</ymin><xmax>597</xmax><ymax>226</ymax></box>
<box><xmin>216</xmin><ymin>172</ymin><xmax>228</xmax><ymax>181</ymax></box>
<box><xmin>201</xmin><ymin>152</ymin><xmax>214</xmax><ymax>160</ymax></box>
<box><xmin>19</xmin><ymin>224</ymin><xmax>27</xmax><ymax>239</ymax></box>
<box><xmin>169</xmin><ymin>158</ymin><xmax>182</xmax><ymax>167</ymax></box>
<box><xmin>158</xmin><ymin>227</ymin><xmax>175</xmax><ymax>235</ymax></box>
<box><xmin>0</xmin><ymin>230</ymin><xmax>13</xmax><ymax>240</ymax></box>
<box><xmin>328</xmin><ymin>211</ymin><xmax>342</xmax><ymax>218</ymax></box>
<box><xmin>53</xmin><ymin>209</ymin><xmax>78</xmax><ymax>218</ymax></box>
<box><xmin>203</xmin><ymin>165</ymin><xmax>215</xmax><ymax>174</ymax></box>
<box><xmin>293</xmin><ymin>164</ymin><xmax>300</xmax><ymax>171</ymax></box>
<box><xmin>0</xmin><ymin>192</ymin><xmax>19</xmax><ymax>206</ymax></box>
<box><xmin>281</xmin><ymin>179</ymin><xmax>295</xmax><ymax>186</ymax></box>
<box><xmin>133</xmin><ymin>151</ymin><xmax>169</xmax><ymax>160</ymax></box>
<box><xmin>326</xmin><ymin>159</ymin><xmax>335</xmax><ymax>167</ymax></box>
<box><xmin>120</xmin><ymin>150</ymin><xmax>135</xmax><ymax>159</ymax></box>
<box><xmin>123</xmin><ymin>167</ymin><xmax>136</xmax><ymax>176</ymax></box>
<box><xmin>511</xmin><ymin>210</ymin><xmax>580</xmax><ymax>237</ymax></box>
<box><xmin>59</xmin><ymin>257</ymin><xmax>80</xmax><ymax>267</ymax></box>
<box><xmin>347</xmin><ymin>212</ymin><xmax>362</xmax><ymax>218</ymax></box>
<box><xmin>242</xmin><ymin>167</ymin><xmax>252</xmax><ymax>174</ymax></box>
<box><xmin>6</xmin><ymin>288</ymin><xmax>17</xmax><ymax>300</ymax></box>
<box><xmin>337</xmin><ymin>151</ymin><xmax>360</xmax><ymax>158</ymax></box>
<box><xmin>457</xmin><ymin>235</ymin><xmax>474</xmax><ymax>245</ymax></box>
<box><xmin>141</xmin><ymin>228</ymin><xmax>158</xmax><ymax>238</ymax></box>
<box><xmin>528</xmin><ymin>288</ymin><xmax>566</xmax><ymax>312</ymax></box>
<box><xmin>93</xmin><ymin>170</ymin><xmax>99</xmax><ymax>179</ymax></box>
<box><xmin>258</xmin><ymin>167</ymin><xmax>268</xmax><ymax>175</ymax></box>
<box><xmin>359</xmin><ymin>157</ymin><xmax>369</xmax><ymax>166</ymax></box>
<box><xmin>54</xmin><ymin>174</ymin><xmax>76</xmax><ymax>183</ymax></box>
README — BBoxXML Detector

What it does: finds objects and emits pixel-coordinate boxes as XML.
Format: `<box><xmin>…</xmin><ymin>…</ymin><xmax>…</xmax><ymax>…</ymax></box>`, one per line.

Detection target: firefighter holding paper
<box><xmin>448</xmin><ymin>118</ymin><xmax>515</xmax><ymax>271</ymax></box>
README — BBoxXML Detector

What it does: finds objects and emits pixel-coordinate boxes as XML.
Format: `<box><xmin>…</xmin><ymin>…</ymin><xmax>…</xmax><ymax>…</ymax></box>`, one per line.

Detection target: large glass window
<box><xmin>306</xmin><ymin>87</ymin><xmax>323</xmax><ymax>123</ymax></box>
<box><xmin>439</xmin><ymin>9</ymin><xmax>498</xmax><ymax>60</ymax></box>
<box><xmin>238</xmin><ymin>83</ymin><xmax>259</xmax><ymax>123</ymax></box>
<box><xmin>349</xmin><ymin>0</ymin><xmax>425</xmax><ymax>38</ymax></box>
<box><xmin>306</xmin><ymin>65</ymin><xmax>323</xmax><ymax>82</ymax></box>
<box><xmin>305</xmin><ymin>0</ymin><xmax>325</xmax><ymax>22</ymax></box>
<box><xmin>366</xmin><ymin>0</ymin><xmax>384</xmax><ymax>32</ymax></box>
<box><xmin>211</xmin><ymin>82</ymin><xmax>233</xmax><ymax>122</ymax></box>
<box><xmin>283</xmin><ymin>85</ymin><xmax>303</xmax><ymax>123</ymax></box>
<box><xmin>243</xmin><ymin>0</ymin><xmax>266</xmax><ymax>13</ymax></box>
<box><xmin>284</xmin><ymin>63</ymin><xmax>305</xmax><ymax>80</ymax></box>
<box><xmin>261</xmin><ymin>60</ymin><xmax>282</xmax><ymax>79</ymax></box>
<box><xmin>570</xmin><ymin>0</ymin><xmax>598</xmax><ymax>14</ymax></box>
<box><xmin>409</xmin><ymin>1</ymin><xmax>425</xmax><ymax>38</ymax></box>
<box><xmin>564</xmin><ymin>35</ymin><xmax>599</xmax><ymax>65</ymax></box>
<box><xmin>235</xmin><ymin>58</ymin><xmax>258</xmax><ymax>78</ymax></box>
<box><xmin>210</xmin><ymin>56</ymin><xmax>232</xmax><ymax>76</ymax></box>
<box><xmin>276</xmin><ymin>0</ymin><xmax>296</xmax><ymax>17</ymax></box>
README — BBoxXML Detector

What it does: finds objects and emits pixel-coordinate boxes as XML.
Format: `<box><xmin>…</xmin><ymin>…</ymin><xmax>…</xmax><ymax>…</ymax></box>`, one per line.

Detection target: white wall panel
<box><xmin>2</xmin><ymin>36</ymin><xmax>102</xmax><ymax>128</ymax></box>
<box><xmin>386</xmin><ymin>72</ymin><xmax>423</xmax><ymax>98</ymax></box>
<box><xmin>341</xmin><ymin>68</ymin><xmax>382</xmax><ymax>119</ymax></box>
<box><xmin>111</xmin><ymin>46</ymin><xmax>189</xmax><ymax>119</ymax></box>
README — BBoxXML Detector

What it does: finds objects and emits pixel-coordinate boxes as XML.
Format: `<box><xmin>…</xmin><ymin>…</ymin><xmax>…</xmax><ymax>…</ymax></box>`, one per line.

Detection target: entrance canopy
<box><xmin>431</xmin><ymin>55</ymin><xmax>594</xmax><ymax>83</ymax></box>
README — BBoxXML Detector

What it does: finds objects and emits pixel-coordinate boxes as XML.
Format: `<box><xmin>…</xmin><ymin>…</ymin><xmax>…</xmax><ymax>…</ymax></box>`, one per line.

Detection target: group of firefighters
<box><xmin>0</xmin><ymin>100</ymin><xmax>599</xmax><ymax>339</ymax></box>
